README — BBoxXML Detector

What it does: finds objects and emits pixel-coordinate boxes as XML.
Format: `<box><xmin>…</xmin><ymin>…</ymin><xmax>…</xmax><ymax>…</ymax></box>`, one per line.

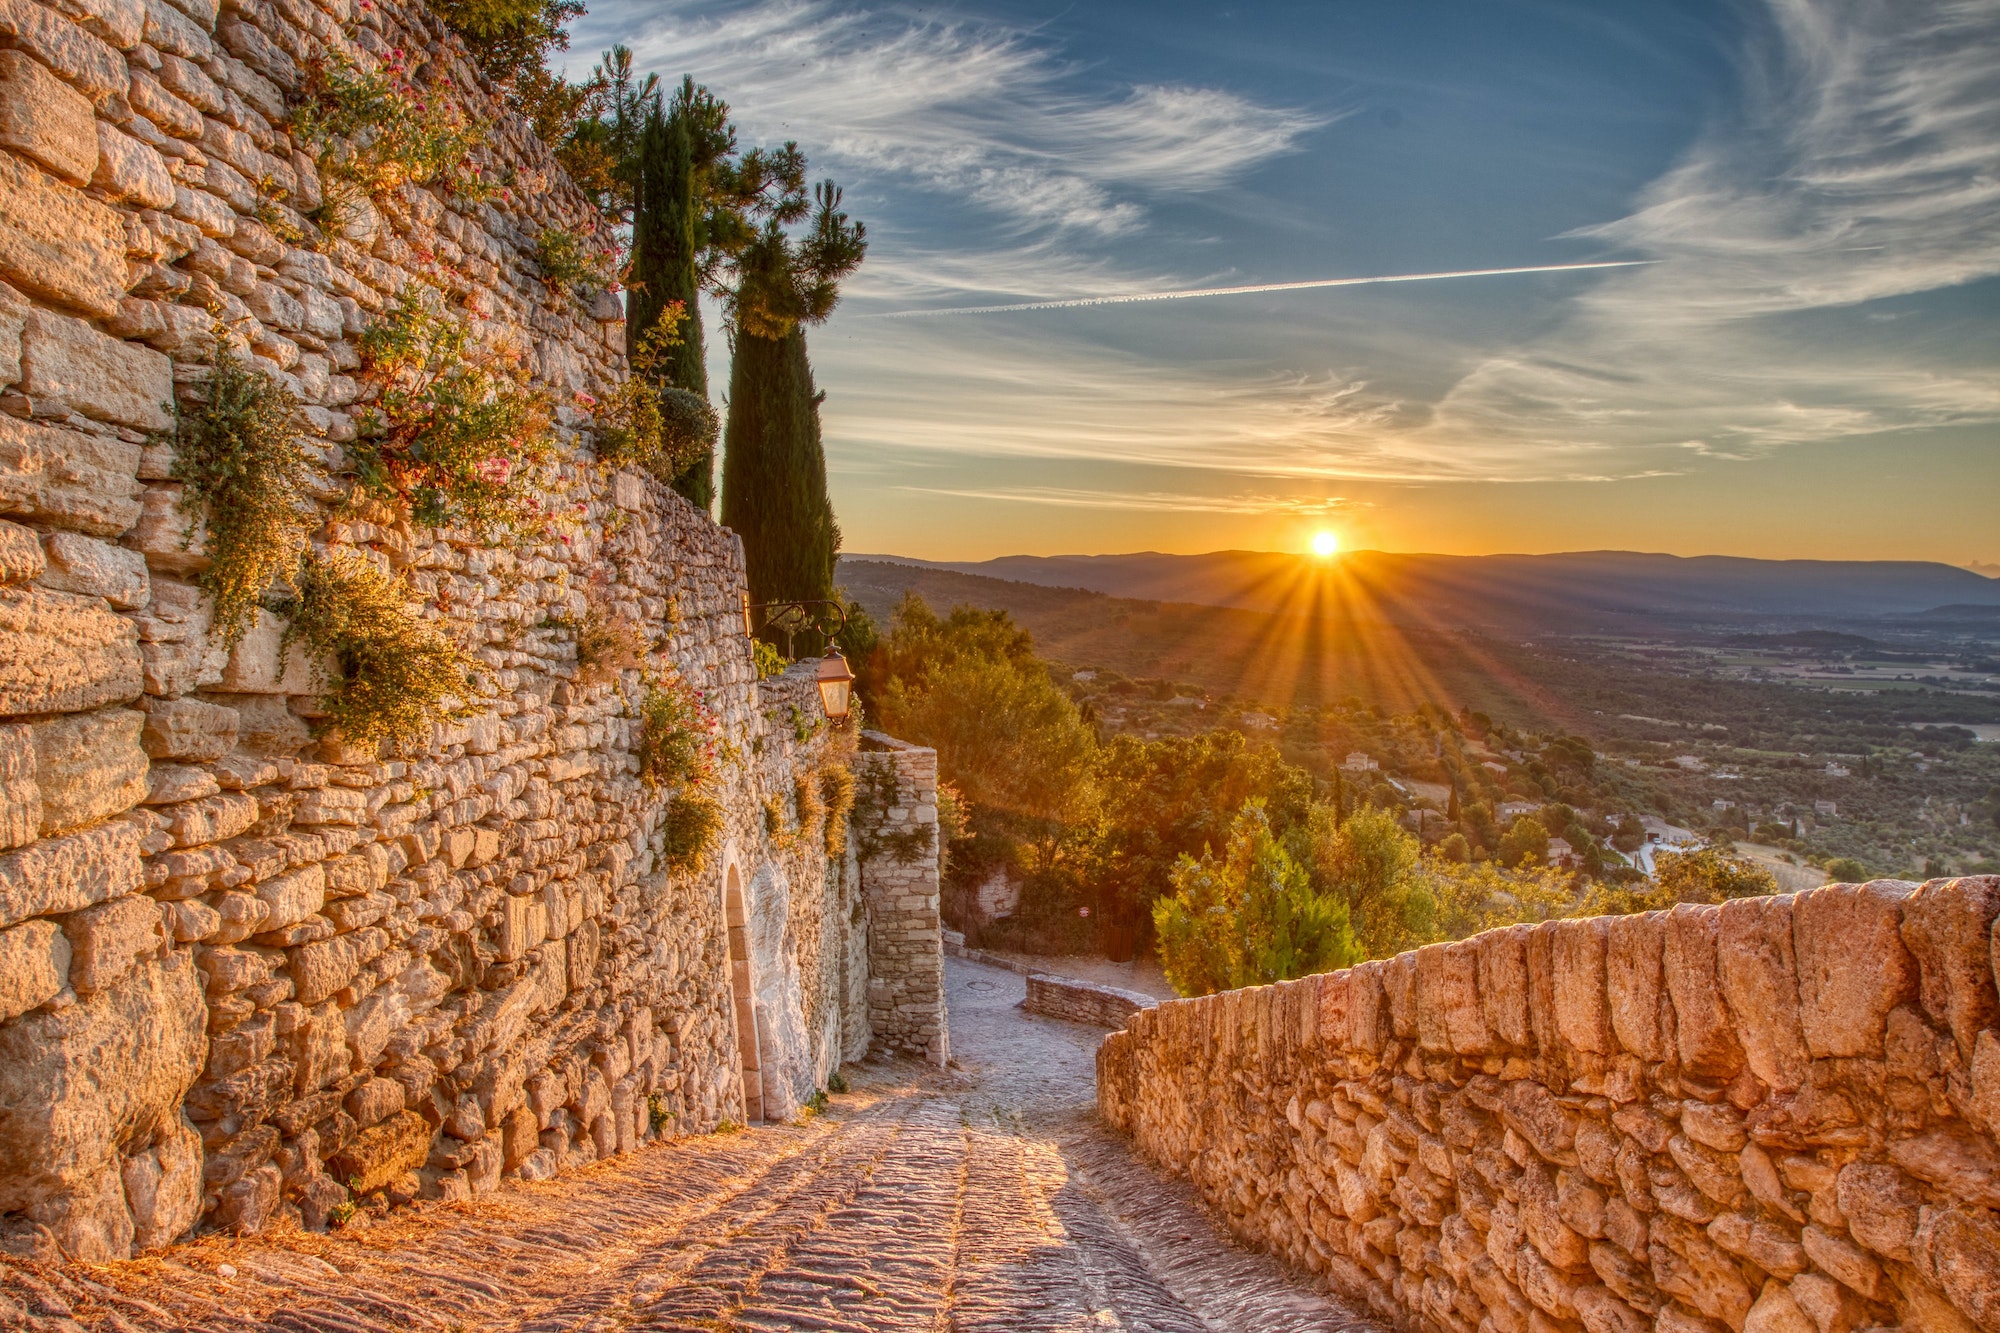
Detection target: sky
<box><xmin>571</xmin><ymin>0</ymin><xmax>2000</xmax><ymax>566</ymax></box>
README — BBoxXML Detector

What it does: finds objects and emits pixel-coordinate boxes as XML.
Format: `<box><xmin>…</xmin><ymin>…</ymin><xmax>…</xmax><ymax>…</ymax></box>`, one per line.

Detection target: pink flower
<box><xmin>573</xmin><ymin>391</ymin><xmax>598</xmax><ymax>407</ymax></box>
<box><xmin>477</xmin><ymin>456</ymin><xmax>513</xmax><ymax>485</ymax></box>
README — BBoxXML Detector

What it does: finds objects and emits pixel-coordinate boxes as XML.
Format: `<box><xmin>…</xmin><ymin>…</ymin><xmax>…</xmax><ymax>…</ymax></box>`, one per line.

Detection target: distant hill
<box><xmin>849</xmin><ymin>549</ymin><xmax>2000</xmax><ymax>629</ymax></box>
<box><xmin>841</xmin><ymin>558</ymin><xmax>1601</xmax><ymax>723</ymax></box>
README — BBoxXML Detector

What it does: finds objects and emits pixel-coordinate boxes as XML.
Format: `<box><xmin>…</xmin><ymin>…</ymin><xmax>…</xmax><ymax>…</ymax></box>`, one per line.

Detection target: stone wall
<box><xmin>1099</xmin><ymin>877</ymin><xmax>2000</xmax><ymax>1333</ymax></box>
<box><xmin>1024</xmin><ymin>973</ymin><xmax>1156</xmax><ymax>1028</ymax></box>
<box><xmin>854</xmin><ymin>731</ymin><xmax>947</xmax><ymax>1065</ymax></box>
<box><xmin>0</xmin><ymin>0</ymin><xmax>907</xmax><ymax>1262</ymax></box>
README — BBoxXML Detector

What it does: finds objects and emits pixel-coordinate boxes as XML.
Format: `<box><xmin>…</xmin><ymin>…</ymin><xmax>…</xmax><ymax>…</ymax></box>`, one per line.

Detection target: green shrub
<box><xmin>354</xmin><ymin>282</ymin><xmax>558</xmax><ymax>535</ymax></box>
<box><xmin>1153</xmin><ymin>800</ymin><xmax>1359</xmax><ymax>997</ymax></box>
<box><xmin>662</xmin><ymin>789</ymin><xmax>724</xmax><ymax>876</ymax></box>
<box><xmin>591</xmin><ymin>313</ymin><xmax>718</xmax><ymax>484</ymax></box>
<box><xmin>752</xmin><ymin>639</ymin><xmax>787</xmax><ymax>680</ymax></box>
<box><xmin>534</xmin><ymin>224</ymin><xmax>619</xmax><ymax>304</ymax></box>
<box><xmin>276</xmin><ymin>550</ymin><xmax>477</xmax><ymax>747</ymax></box>
<box><xmin>636</xmin><ymin>670</ymin><xmax>717</xmax><ymax>791</ymax></box>
<box><xmin>291</xmin><ymin>52</ymin><xmax>494</xmax><ymax>202</ymax></box>
<box><xmin>166</xmin><ymin>335</ymin><xmax>315</xmax><ymax>649</ymax></box>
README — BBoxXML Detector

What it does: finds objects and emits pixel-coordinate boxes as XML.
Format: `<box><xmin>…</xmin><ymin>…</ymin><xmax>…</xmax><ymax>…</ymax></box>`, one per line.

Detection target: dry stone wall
<box><xmin>854</xmin><ymin>732</ymin><xmax>948</xmax><ymax>1064</ymax></box>
<box><xmin>0</xmin><ymin>0</ymin><xmax>929</xmax><ymax>1264</ymax></box>
<box><xmin>1099</xmin><ymin>877</ymin><xmax>2000</xmax><ymax>1333</ymax></box>
<box><xmin>1024</xmin><ymin>973</ymin><xmax>1156</xmax><ymax>1028</ymax></box>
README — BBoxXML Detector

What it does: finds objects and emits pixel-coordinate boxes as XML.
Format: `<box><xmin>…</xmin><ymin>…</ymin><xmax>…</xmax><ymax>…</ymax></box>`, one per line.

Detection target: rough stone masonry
<box><xmin>1099</xmin><ymin>877</ymin><xmax>2000</xmax><ymax>1333</ymax></box>
<box><xmin>0</xmin><ymin>0</ymin><xmax>942</xmax><ymax>1263</ymax></box>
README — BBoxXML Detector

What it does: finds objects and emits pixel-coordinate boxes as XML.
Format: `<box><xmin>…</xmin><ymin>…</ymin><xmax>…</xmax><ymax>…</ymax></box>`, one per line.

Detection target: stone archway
<box><xmin>723</xmin><ymin>863</ymin><xmax>763</xmax><ymax>1123</ymax></box>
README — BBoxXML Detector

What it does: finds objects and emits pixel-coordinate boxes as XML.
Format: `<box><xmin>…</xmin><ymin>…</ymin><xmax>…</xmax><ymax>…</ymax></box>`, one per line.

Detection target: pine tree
<box><xmin>720</xmin><ymin>182</ymin><xmax>864</xmax><ymax>647</ymax></box>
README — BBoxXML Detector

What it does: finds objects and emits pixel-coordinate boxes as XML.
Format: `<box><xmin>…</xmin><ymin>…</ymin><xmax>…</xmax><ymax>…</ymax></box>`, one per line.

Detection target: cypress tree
<box><xmin>626</xmin><ymin>109</ymin><xmax>716</xmax><ymax>508</ymax></box>
<box><xmin>720</xmin><ymin>183</ymin><xmax>865</xmax><ymax>649</ymax></box>
<box><xmin>719</xmin><ymin>326</ymin><xmax>835</xmax><ymax>615</ymax></box>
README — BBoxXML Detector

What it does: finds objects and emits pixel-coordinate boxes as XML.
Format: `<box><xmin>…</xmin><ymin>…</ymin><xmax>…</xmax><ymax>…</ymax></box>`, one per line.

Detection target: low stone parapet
<box><xmin>1098</xmin><ymin>877</ymin><xmax>2000</xmax><ymax>1333</ymax></box>
<box><xmin>1025</xmin><ymin>973</ymin><xmax>1157</xmax><ymax>1028</ymax></box>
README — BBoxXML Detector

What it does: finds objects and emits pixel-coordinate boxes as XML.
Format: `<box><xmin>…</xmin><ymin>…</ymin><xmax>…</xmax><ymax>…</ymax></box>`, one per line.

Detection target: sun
<box><xmin>1309</xmin><ymin>529</ymin><xmax>1342</xmax><ymax>558</ymax></box>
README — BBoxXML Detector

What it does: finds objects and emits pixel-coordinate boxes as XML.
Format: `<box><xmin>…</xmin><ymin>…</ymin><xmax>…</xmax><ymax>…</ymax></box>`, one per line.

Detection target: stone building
<box><xmin>0</xmin><ymin>0</ymin><xmax>941</xmax><ymax>1262</ymax></box>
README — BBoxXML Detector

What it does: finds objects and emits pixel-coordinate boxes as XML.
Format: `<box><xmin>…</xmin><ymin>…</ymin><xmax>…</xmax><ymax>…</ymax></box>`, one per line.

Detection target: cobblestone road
<box><xmin>3</xmin><ymin>959</ymin><xmax>1378</xmax><ymax>1333</ymax></box>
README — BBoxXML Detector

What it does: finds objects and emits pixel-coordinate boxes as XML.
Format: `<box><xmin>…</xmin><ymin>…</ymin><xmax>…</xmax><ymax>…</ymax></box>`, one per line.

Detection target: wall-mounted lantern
<box><xmin>816</xmin><ymin>651</ymin><xmax>856</xmax><ymax>721</ymax></box>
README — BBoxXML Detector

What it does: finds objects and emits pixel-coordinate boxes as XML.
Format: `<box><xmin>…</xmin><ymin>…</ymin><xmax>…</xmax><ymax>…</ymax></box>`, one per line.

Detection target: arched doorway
<box><xmin>723</xmin><ymin>865</ymin><xmax>763</xmax><ymax>1123</ymax></box>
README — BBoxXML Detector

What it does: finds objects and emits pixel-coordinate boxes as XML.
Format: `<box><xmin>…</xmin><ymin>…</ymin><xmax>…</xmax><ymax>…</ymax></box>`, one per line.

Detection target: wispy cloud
<box><xmin>595</xmin><ymin>1</ymin><xmax>1326</xmax><ymax>243</ymax></box>
<box><xmin>1425</xmin><ymin>0</ymin><xmax>2000</xmax><ymax>463</ymax></box>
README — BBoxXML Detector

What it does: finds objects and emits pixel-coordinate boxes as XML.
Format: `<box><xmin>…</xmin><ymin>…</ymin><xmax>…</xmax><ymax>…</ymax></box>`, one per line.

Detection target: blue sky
<box><xmin>571</xmin><ymin>0</ymin><xmax>2000</xmax><ymax>564</ymax></box>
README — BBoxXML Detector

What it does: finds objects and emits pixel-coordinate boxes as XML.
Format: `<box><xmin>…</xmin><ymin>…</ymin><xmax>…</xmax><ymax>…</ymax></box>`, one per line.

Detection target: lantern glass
<box><xmin>816</xmin><ymin>651</ymin><xmax>855</xmax><ymax>720</ymax></box>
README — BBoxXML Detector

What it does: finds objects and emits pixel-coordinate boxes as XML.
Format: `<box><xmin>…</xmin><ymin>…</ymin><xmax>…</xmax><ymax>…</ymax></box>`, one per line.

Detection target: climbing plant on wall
<box><xmin>275</xmin><ymin>550</ymin><xmax>478</xmax><ymax>748</ymax></box>
<box><xmin>352</xmin><ymin>281</ymin><xmax>559</xmax><ymax>535</ymax></box>
<box><xmin>165</xmin><ymin>333</ymin><xmax>315</xmax><ymax>648</ymax></box>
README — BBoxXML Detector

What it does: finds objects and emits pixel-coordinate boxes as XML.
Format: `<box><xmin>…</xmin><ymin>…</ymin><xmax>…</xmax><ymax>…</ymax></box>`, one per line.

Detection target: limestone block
<box><xmin>344</xmin><ymin>1076</ymin><xmax>404</xmax><ymax>1130</ymax></box>
<box><xmin>0</xmin><ymin>417</ymin><xmax>144</xmax><ymax>538</ymax></box>
<box><xmin>0</xmin><ymin>0</ymin><xmax>127</xmax><ymax>99</ymax></box>
<box><xmin>1914</xmin><ymin>1205</ymin><xmax>2000</xmax><ymax>1331</ymax></box>
<box><xmin>30</xmin><ymin>706</ymin><xmax>147</xmax><ymax>835</ymax></box>
<box><xmin>59</xmin><ymin>892</ymin><xmax>162</xmax><ymax>994</ymax></box>
<box><xmin>90</xmin><ymin>120</ymin><xmax>175</xmax><ymax>207</ymax></box>
<box><xmin>161</xmin><ymin>789</ymin><xmax>257</xmax><ymax>846</ymax></box>
<box><xmin>219</xmin><ymin>608</ymin><xmax>317</xmax><ymax>693</ymax></box>
<box><xmin>142</xmin><ymin>762</ymin><xmax>215</xmax><ymax>804</ymax></box>
<box><xmin>0</xmin><ymin>518</ymin><xmax>41</xmax><ymax>581</ymax></box>
<box><xmin>0</xmin><ymin>148</ymin><xmax>128</xmax><ymax>318</ymax></box>
<box><xmin>0</xmin><ymin>952</ymin><xmax>205</xmax><ymax>1257</ymax></box>
<box><xmin>0</xmin><ymin>916</ymin><xmax>68</xmax><ymax>1020</ymax></box>
<box><xmin>20</xmin><ymin>308</ymin><xmax>174</xmax><ymax>431</ymax></box>
<box><xmin>0</xmin><ymin>815</ymin><xmax>141</xmax><ymax>927</ymax></box>
<box><xmin>1664</xmin><ymin>903</ymin><xmax>1746</xmax><ymax>1080</ymax></box>
<box><xmin>1415</xmin><ymin>939</ymin><xmax>1489</xmax><ymax>1054</ymax></box>
<box><xmin>1552</xmin><ymin>916</ymin><xmax>1615</xmax><ymax>1056</ymax></box>
<box><xmin>207</xmin><ymin>692</ymin><xmax>309</xmax><ymax>755</ymax></box>
<box><xmin>119</xmin><ymin>1114</ymin><xmax>201</xmax><ymax>1251</ymax></box>
<box><xmin>253</xmin><ymin>862</ymin><xmax>323</xmax><ymax>931</ymax></box>
<box><xmin>40</xmin><ymin>531</ymin><xmax>150</xmax><ymax>609</ymax></box>
<box><xmin>0</xmin><ymin>585</ymin><xmax>143</xmax><ymax>713</ymax></box>
<box><xmin>287</xmin><ymin>925</ymin><xmax>384</xmax><ymax>1005</ymax></box>
<box><xmin>1742</xmin><ymin>1282</ymin><xmax>1813</xmax><ymax>1333</ymax></box>
<box><xmin>140</xmin><ymin>0</ymin><xmax>208</xmax><ymax>61</ymax></box>
<box><xmin>137</xmin><ymin>696</ymin><xmax>237</xmax><ymax>760</ymax></box>
<box><xmin>0</xmin><ymin>719</ymin><xmax>36</xmax><ymax>848</ymax></box>
<box><xmin>210</xmin><ymin>1161</ymin><xmax>278</xmax><ymax>1234</ymax></box>
<box><xmin>0</xmin><ymin>49</ymin><xmax>97</xmax><ymax>185</ymax></box>
<box><xmin>1478</xmin><ymin>923</ymin><xmax>1533</xmax><ymax>1050</ymax></box>
<box><xmin>1834</xmin><ymin>1161</ymin><xmax>1920</xmax><ymax>1262</ymax></box>
<box><xmin>69</xmin><ymin>0</ymin><xmax>145</xmax><ymax>51</ymax></box>
<box><xmin>1898</xmin><ymin>875</ymin><xmax>2000</xmax><ymax>1059</ymax></box>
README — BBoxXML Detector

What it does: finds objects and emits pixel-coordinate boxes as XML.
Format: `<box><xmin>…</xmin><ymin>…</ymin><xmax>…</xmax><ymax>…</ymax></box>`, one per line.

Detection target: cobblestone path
<box><xmin>2</xmin><ymin>959</ymin><xmax>1378</xmax><ymax>1333</ymax></box>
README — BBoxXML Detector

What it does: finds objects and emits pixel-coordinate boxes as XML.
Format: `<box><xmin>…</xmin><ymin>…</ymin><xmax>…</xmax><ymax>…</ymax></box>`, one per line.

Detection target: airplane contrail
<box><xmin>864</xmin><ymin>259</ymin><xmax>1653</xmax><ymax>318</ymax></box>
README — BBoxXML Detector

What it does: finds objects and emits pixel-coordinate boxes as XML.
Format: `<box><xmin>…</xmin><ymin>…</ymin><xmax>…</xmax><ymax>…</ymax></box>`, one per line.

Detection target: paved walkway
<box><xmin>3</xmin><ymin>959</ymin><xmax>1378</xmax><ymax>1332</ymax></box>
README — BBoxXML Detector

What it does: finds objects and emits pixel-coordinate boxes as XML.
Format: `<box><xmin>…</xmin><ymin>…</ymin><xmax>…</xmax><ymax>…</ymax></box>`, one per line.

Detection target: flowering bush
<box><xmin>291</xmin><ymin>51</ymin><xmax>495</xmax><ymax>202</ymax></box>
<box><xmin>636</xmin><ymin>669</ymin><xmax>718</xmax><ymax>792</ymax></box>
<box><xmin>353</xmin><ymin>282</ymin><xmax>558</xmax><ymax>535</ymax></box>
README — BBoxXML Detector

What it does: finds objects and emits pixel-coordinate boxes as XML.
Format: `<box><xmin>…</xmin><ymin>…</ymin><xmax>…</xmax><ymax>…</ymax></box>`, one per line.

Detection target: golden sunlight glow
<box><xmin>1310</xmin><ymin>529</ymin><xmax>1342</xmax><ymax>558</ymax></box>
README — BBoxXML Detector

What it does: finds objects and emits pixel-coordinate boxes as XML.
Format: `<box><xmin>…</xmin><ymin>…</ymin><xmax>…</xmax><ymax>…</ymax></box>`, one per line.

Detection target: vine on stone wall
<box><xmin>165</xmin><ymin>334</ymin><xmax>316</xmax><ymax>648</ymax></box>
<box><xmin>275</xmin><ymin>550</ymin><xmax>478</xmax><ymax>749</ymax></box>
<box><xmin>291</xmin><ymin>52</ymin><xmax>496</xmax><ymax>209</ymax></box>
<box><xmin>353</xmin><ymin>282</ymin><xmax>560</xmax><ymax>535</ymax></box>
<box><xmin>662</xmin><ymin>789</ymin><xmax>724</xmax><ymax>876</ymax></box>
<box><xmin>851</xmin><ymin>760</ymin><xmax>933</xmax><ymax>865</ymax></box>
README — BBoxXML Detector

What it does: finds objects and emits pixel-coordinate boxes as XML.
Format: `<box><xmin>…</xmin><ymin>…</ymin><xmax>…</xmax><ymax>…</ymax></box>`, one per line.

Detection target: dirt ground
<box><xmin>1</xmin><ymin>957</ymin><xmax>1376</xmax><ymax>1333</ymax></box>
